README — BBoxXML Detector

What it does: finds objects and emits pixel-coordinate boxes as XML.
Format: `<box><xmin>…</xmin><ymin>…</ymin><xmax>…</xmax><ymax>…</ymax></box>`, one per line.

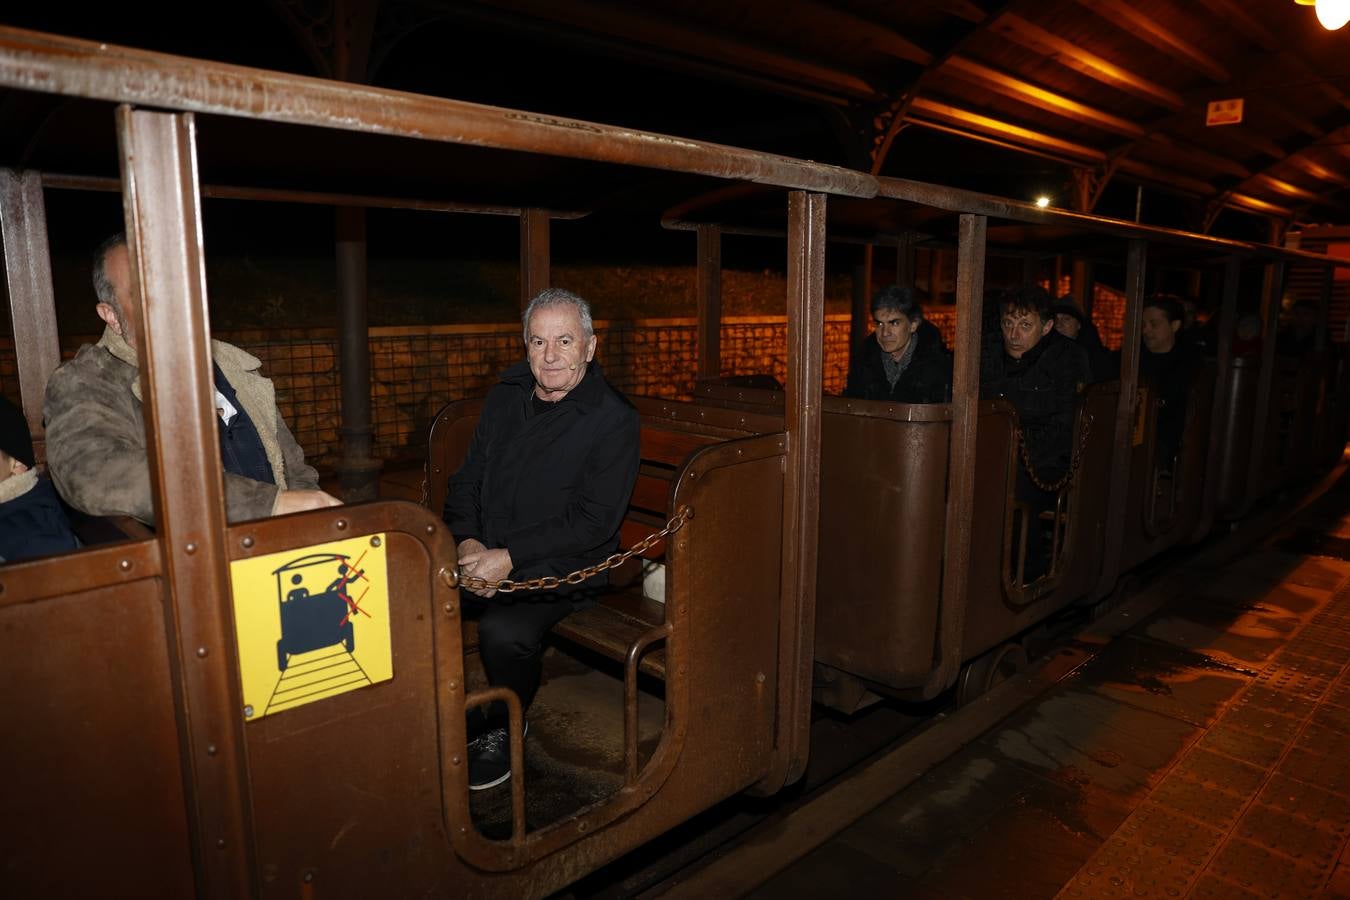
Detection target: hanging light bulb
<box><xmin>1316</xmin><ymin>0</ymin><xmax>1350</xmax><ymax>30</ymax></box>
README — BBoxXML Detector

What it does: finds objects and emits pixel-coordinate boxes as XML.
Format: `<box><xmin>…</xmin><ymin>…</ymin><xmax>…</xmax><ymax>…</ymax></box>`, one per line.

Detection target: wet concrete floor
<box><xmin>749</xmin><ymin>491</ymin><xmax>1350</xmax><ymax>898</ymax></box>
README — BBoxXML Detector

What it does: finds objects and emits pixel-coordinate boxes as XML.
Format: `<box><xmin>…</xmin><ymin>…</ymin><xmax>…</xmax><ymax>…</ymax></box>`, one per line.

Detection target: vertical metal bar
<box><xmin>933</xmin><ymin>213</ymin><xmax>985</xmax><ymax>691</ymax></box>
<box><xmin>1246</xmin><ymin>260</ymin><xmax>1285</xmax><ymax>503</ymax></box>
<box><xmin>775</xmin><ymin>190</ymin><xmax>825</xmax><ymax>788</ymax></box>
<box><xmin>0</xmin><ymin>169</ymin><xmax>61</xmax><ymax>462</ymax></box>
<box><xmin>1070</xmin><ymin>258</ymin><xmax>1092</xmax><ymax>308</ymax></box>
<box><xmin>519</xmin><ymin>207</ymin><xmax>550</xmax><ymax>310</ymax></box>
<box><xmin>897</xmin><ymin>231</ymin><xmax>916</xmax><ymax>288</ymax></box>
<box><xmin>1095</xmin><ymin>239</ymin><xmax>1146</xmax><ymax>598</ymax></box>
<box><xmin>1317</xmin><ymin>264</ymin><xmax>1332</xmax><ymax>353</ymax></box>
<box><xmin>850</xmin><ymin>244</ymin><xmax>873</xmax><ymax>360</ymax></box>
<box><xmin>1022</xmin><ymin>254</ymin><xmax>1039</xmax><ymax>285</ymax></box>
<box><xmin>696</xmin><ymin>224</ymin><xmax>722</xmax><ymax>380</ymax></box>
<box><xmin>116</xmin><ymin>107</ymin><xmax>254</xmax><ymax>899</ymax></box>
<box><xmin>335</xmin><ymin>205</ymin><xmax>379</xmax><ymax>501</ymax></box>
<box><xmin>1192</xmin><ymin>255</ymin><xmax>1241</xmax><ymax>541</ymax></box>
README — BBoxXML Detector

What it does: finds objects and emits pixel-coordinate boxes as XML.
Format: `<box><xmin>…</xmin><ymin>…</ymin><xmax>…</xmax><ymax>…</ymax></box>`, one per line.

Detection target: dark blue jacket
<box><xmin>0</xmin><ymin>475</ymin><xmax>80</xmax><ymax>564</ymax></box>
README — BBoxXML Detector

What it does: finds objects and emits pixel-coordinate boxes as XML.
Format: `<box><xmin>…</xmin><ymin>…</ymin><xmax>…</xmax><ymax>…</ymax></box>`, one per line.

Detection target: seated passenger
<box><xmin>844</xmin><ymin>286</ymin><xmax>952</xmax><ymax>403</ymax></box>
<box><xmin>0</xmin><ymin>395</ymin><xmax>79</xmax><ymax>564</ymax></box>
<box><xmin>443</xmin><ymin>287</ymin><xmax>640</xmax><ymax>791</ymax></box>
<box><xmin>43</xmin><ymin>234</ymin><xmax>341</xmax><ymax>525</ymax></box>
<box><xmin>981</xmin><ymin>285</ymin><xmax>1091</xmax><ymax>581</ymax></box>
<box><xmin>1051</xmin><ymin>299</ymin><xmax>1112</xmax><ymax>383</ymax></box>
<box><xmin>1137</xmin><ymin>295</ymin><xmax>1198</xmax><ymax>468</ymax></box>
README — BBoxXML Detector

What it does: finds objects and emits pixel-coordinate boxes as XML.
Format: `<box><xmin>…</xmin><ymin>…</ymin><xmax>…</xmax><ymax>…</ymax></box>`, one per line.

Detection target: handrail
<box><xmin>0</xmin><ymin>27</ymin><xmax>875</xmax><ymax>200</ymax></box>
<box><xmin>624</xmin><ymin>621</ymin><xmax>673</xmax><ymax>785</ymax></box>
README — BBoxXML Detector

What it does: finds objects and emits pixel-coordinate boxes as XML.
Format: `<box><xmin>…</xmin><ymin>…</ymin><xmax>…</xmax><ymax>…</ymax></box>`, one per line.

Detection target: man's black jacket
<box><xmin>844</xmin><ymin>324</ymin><xmax>953</xmax><ymax>403</ymax></box>
<box><xmin>443</xmin><ymin>360</ymin><xmax>640</xmax><ymax>598</ymax></box>
<box><xmin>980</xmin><ymin>329</ymin><xmax>1091</xmax><ymax>485</ymax></box>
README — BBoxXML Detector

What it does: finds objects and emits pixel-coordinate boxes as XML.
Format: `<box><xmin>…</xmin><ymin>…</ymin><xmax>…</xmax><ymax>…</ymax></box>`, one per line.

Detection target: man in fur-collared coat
<box><xmin>43</xmin><ymin>234</ymin><xmax>340</xmax><ymax>526</ymax></box>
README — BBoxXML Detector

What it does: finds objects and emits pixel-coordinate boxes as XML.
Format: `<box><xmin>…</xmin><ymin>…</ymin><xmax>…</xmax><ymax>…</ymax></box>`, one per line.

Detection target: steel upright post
<box><xmin>116</xmin><ymin>107</ymin><xmax>256</xmax><ymax>899</ymax></box>
<box><xmin>336</xmin><ymin>205</ymin><xmax>380</xmax><ymax>501</ymax></box>
<box><xmin>0</xmin><ymin>169</ymin><xmax>61</xmax><ymax>463</ymax></box>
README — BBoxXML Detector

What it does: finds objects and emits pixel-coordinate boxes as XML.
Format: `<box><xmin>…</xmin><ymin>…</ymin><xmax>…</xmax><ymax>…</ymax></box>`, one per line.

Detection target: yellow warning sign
<box><xmin>229</xmin><ymin>534</ymin><xmax>393</xmax><ymax>721</ymax></box>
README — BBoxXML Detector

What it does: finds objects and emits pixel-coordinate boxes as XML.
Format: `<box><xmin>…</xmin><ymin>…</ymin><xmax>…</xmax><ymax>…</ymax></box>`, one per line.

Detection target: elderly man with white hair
<box><xmin>443</xmin><ymin>287</ymin><xmax>640</xmax><ymax>791</ymax></box>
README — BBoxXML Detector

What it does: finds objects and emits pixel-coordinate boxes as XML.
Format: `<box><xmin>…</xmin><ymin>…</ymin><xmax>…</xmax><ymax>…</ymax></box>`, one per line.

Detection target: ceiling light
<box><xmin>1035</xmin><ymin>196</ymin><xmax>1051</xmax><ymax>208</ymax></box>
<box><xmin>1316</xmin><ymin>0</ymin><xmax>1350</xmax><ymax>29</ymax></box>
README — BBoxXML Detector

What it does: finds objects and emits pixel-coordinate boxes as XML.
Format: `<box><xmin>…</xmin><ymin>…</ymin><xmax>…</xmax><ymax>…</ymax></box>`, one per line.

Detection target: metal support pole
<box><xmin>116</xmin><ymin>107</ymin><xmax>255</xmax><ymax>899</ymax></box>
<box><xmin>1192</xmin><ymin>255</ymin><xmax>1241</xmax><ymax>540</ymax></box>
<box><xmin>897</xmin><ymin>231</ymin><xmax>916</xmax><ymax>289</ymax></box>
<box><xmin>1246</xmin><ymin>260</ymin><xmax>1285</xmax><ymax>505</ymax></box>
<box><xmin>1070</xmin><ymin>258</ymin><xmax>1093</xmax><ymax>309</ymax></box>
<box><xmin>696</xmin><ymin>224</ymin><xmax>721</xmax><ymax>380</ymax></box>
<box><xmin>850</xmin><ymin>244</ymin><xmax>873</xmax><ymax>367</ymax></box>
<box><xmin>0</xmin><ymin>169</ymin><xmax>61</xmax><ymax>463</ymax></box>
<box><xmin>769</xmin><ymin>190</ymin><xmax>825</xmax><ymax>790</ymax></box>
<box><xmin>1317</xmin><ymin>264</ymin><xmax>1332</xmax><ymax>353</ymax></box>
<box><xmin>1096</xmin><ymin>239</ymin><xmax>1146</xmax><ymax>597</ymax></box>
<box><xmin>336</xmin><ymin>205</ymin><xmax>380</xmax><ymax>501</ymax></box>
<box><xmin>931</xmin><ymin>213</ymin><xmax>986</xmax><ymax>694</ymax></box>
<box><xmin>520</xmin><ymin>208</ymin><xmax>550</xmax><ymax>310</ymax></box>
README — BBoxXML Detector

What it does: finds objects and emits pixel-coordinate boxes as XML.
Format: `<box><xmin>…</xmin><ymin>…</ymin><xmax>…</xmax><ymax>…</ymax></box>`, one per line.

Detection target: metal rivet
<box><xmin>216</xmin><ymin>838</ymin><xmax>226</xmax><ymax>850</ymax></box>
<box><xmin>336</xmin><ymin>519</ymin><xmax>348</xmax><ymax>530</ymax></box>
<box><xmin>756</xmin><ymin>672</ymin><xmax>766</xmax><ymax>683</ymax></box>
<box><xmin>371</xmin><ymin>536</ymin><xmax>382</xmax><ymax>548</ymax></box>
<box><xmin>207</xmin><ymin>744</ymin><xmax>218</xmax><ymax>756</ymax></box>
<box><xmin>244</xmin><ymin>705</ymin><xmax>254</xmax><ymax>718</ymax></box>
<box><xmin>185</xmin><ymin>542</ymin><xmax>197</xmax><ymax>555</ymax></box>
<box><xmin>425</xmin><ymin>524</ymin><xmax>435</xmax><ymax>534</ymax></box>
<box><xmin>196</xmin><ymin>646</ymin><xmax>209</xmax><ymax>658</ymax></box>
<box><xmin>119</xmin><ymin>559</ymin><xmax>132</xmax><ymax>572</ymax></box>
<box><xmin>578</xmin><ymin>822</ymin><xmax>589</xmax><ymax>833</ymax></box>
<box><xmin>448</xmin><ymin>680</ymin><xmax>459</xmax><ymax>692</ymax></box>
<box><xmin>303</xmin><ymin>872</ymin><xmax>315</xmax><ymax>884</ymax></box>
<box><xmin>241</xmin><ymin>536</ymin><xmax>254</xmax><ymax>548</ymax></box>
<box><xmin>451</xmin><ymin>755</ymin><xmax>462</xmax><ymax>766</ymax></box>
<box><xmin>444</xmin><ymin>602</ymin><xmax>456</xmax><ymax>615</ymax></box>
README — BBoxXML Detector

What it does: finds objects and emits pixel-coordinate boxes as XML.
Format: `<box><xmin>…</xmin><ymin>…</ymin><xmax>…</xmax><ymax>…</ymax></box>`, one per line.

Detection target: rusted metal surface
<box><xmin>0</xmin><ymin>168</ymin><xmax>60</xmax><ymax>462</ymax></box>
<box><xmin>1094</xmin><ymin>239</ymin><xmax>1146</xmax><ymax>599</ymax></box>
<box><xmin>0</xmin><ymin>27</ymin><xmax>876</xmax><ymax>199</ymax></box>
<box><xmin>876</xmin><ymin>177</ymin><xmax>1349</xmax><ymax>270</ymax></box>
<box><xmin>0</xmin><ymin>566</ymin><xmax>196</xmax><ymax>898</ymax></box>
<box><xmin>40</xmin><ymin>171</ymin><xmax>590</xmax><ymax>219</ymax></box>
<box><xmin>117</xmin><ymin>108</ymin><xmax>255</xmax><ymax>898</ymax></box>
<box><xmin>696</xmin><ymin>223</ymin><xmax>721</xmax><ymax>380</ymax></box>
<box><xmin>766</xmin><ymin>190</ymin><xmax>825</xmax><ymax>791</ymax></box>
<box><xmin>519</xmin><ymin>207</ymin><xmax>550</xmax><ymax>310</ymax></box>
<box><xmin>930</xmin><ymin>213</ymin><xmax>986</xmax><ymax>696</ymax></box>
<box><xmin>335</xmin><ymin>205</ymin><xmax>379</xmax><ymax>501</ymax></box>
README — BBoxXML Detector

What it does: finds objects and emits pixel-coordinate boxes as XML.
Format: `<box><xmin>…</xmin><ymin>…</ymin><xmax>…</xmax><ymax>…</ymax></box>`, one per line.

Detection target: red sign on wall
<box><xmin>1206</xmin><ymin>98</ymin><xmax>1244</xmax><ymax>126</ymax></box>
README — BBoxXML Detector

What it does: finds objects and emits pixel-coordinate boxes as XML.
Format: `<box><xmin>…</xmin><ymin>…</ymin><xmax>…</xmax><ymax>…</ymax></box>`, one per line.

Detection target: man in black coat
<box><xmin>981</xmin><ymin>285</ymin><xmax>1091</xmax><ymax>581</ymax></box>
<box><xmin>1137</xmin><ymin>295</ymin><xmax>1198</xmax><ymax>468</ymax></box>
<box><xmin>844</xmin><ymin>285</ymin><xmax>952</xmax><ymax>403</ymax></box>
<box><xmin>444</xmin><ymin>287</ymin><xmax>640</xmax><ymax>790</ymax></box>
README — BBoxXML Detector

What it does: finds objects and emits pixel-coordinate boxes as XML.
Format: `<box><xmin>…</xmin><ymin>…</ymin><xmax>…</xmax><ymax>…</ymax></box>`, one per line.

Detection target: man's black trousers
<box><xmin>462</xmin><ymin>592</ymin><xmax>577</xmax><ymax>732</ymax></box>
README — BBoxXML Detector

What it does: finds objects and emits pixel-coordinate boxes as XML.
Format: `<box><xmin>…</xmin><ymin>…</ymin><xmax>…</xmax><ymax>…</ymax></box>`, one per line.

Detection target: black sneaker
<box><xmin>467</xmin><ymin>722</ymin><xmax>527</xmax><ymax>791</ymax></box>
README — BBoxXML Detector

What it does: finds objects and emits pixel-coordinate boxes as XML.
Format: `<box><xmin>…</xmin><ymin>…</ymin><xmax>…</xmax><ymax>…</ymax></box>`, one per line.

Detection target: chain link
<box><xmin>1017</xmin><ymin>413</ymin><xmax>1094</xmax><ymax>493</ymax></box>
<box><xmin>440</xmin><ymin>505</ymin><xmax>693</xmax><ymax>594</ymax></box>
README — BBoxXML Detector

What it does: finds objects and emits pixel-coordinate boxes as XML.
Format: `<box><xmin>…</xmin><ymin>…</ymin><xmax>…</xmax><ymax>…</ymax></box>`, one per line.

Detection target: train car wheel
<box><xmin>956</xmin><ymin>642</ymin><xmax>1028</xmax><ymax>707</ymax></box>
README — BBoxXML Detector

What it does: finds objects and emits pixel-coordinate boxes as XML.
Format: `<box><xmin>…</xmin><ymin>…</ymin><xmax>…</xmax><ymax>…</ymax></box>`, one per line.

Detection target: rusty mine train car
<box><xmin>1</xmin><ymin>28</ymin><xmax>1347</xmax><ymax>900</ymax></box>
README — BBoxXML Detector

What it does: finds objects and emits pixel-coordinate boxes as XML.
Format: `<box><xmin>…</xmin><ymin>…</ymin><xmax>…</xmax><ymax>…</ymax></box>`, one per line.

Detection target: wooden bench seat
<box><xmin>552</xmin><ymin>590</ymin><xmax>668</xmax><ymax>679</ymax></box>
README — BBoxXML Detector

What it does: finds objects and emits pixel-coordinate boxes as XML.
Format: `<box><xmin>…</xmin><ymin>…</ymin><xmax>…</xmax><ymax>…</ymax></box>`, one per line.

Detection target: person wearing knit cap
<box><xmin>1050</xmin><ymin>299</ymin><xmax>1113</xmax><ymax>384</ymax></box>
<box><xmin>0</xmin><ymin>395</ymin><xmax>79</xmax><ymax>563</ymax></box>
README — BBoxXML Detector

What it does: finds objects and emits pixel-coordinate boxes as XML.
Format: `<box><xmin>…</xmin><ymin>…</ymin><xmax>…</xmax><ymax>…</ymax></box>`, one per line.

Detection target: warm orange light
<box><xmin>1035</xmin><ymin>196</ymin><xmax>1051</xmax><ymax>208</ymax></box>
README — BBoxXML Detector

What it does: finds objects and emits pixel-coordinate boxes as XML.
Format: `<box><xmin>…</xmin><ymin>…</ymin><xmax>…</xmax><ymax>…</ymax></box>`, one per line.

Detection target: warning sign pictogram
<box><xmin>229</xmin><ymin>534</ymin><xmax>393</xmax><ymax>720</ymax></box>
